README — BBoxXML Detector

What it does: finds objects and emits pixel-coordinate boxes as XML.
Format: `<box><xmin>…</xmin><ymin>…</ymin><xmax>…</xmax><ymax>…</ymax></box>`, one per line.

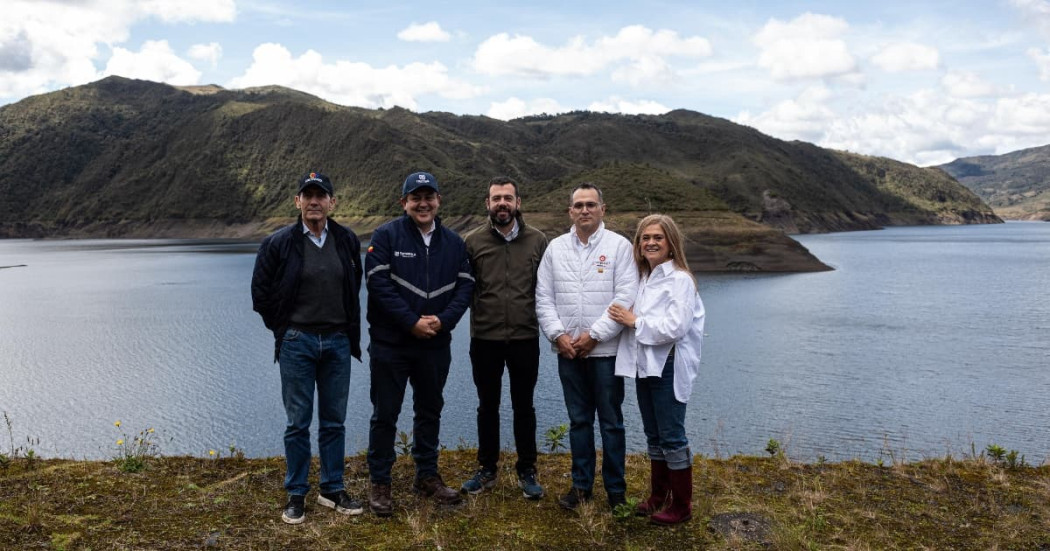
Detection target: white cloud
<box><xmin>1027</xmin><ymin>47</ymin><xmax>1050</xmax><ymax>80</ymax></box>
<box><xmin>870</xmin><ymin>42</ymin><xmax>939</xmax><ymax>72</ymax></box>
<box><xmin>734</xmin><ymin>87</ymin><xmax>1009</xmax><ymax>165</ymax></box>
<box><xmin>1011</xmin><ymin>0</ymin><xmax>1050</xmax><ymax>38</ymax></box>
<box><xmin>397</xmin><ymin>22</ymin><xmax>451</xmax><ymax>42</ymax></box>
<box><xmin>486</xmin><ymin>95</ymin><xmax>668</xmax><ymax>120</ymax></box>
<box><xmin>753</xmin><ymin>13</ymin><xmax>857</xmax><ymax>81</ymax></box>
<box><xmin>486</xmin><ymin>97</ymin><xmax>566</xmax><ymax>120</ymax></box>
<box><xmin>472</xmin><ymin>25</ymin><xmax>711</xmax><ymax>85</ymax></box>
<box><xmin>735</xmin><ymin>86</ymin><xmax>837</xmax><ymax>143</ymax></box>
<box><xmin>991</xmin><ymin>93</ymin><xmax>1050</xmax><ymax>134</ymax></box>
<box><xmin>134</xmin><ymin>0</ymin><xmax>235</xmax><ymax>23</ymax></box>
<box><xmin>941</xmin><ymin>71</ymin><xmax>1000</xmax><ymax>98</ymax></box>
<box><xmin>611</xmin><ymin>56</ymin><xmax>674</xmax><ymax>86</ymax></box>
<box><xmin>588</xmin><ymin>97</ymin><xmax>669</xmax><ymax>115</ymax></box>
<box><xmin>0</xmin><ymin>0</ymin><xmax>234</xmax><ymax>100</ymax></box>
<box><xmin>188</xmin><ymin>42</ymin><xmax>222</xmax><ymax>68</ymax></box>
<box><xmin>228</xmin><ymin>43</ymin><xmax>485</xmax><ymax>110</ymax></box>
<box><xmin>104</xmin><ymin>40</ymin><xmax>202</xmax><ymax>85</ymax></box>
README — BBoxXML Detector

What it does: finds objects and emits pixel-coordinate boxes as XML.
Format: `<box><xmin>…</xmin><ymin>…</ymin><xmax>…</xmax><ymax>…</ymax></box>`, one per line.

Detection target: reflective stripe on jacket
<box><xmin>365</xmin><ymin>215</ymin><xmax>475</xmax><ymax>348</ymax></box>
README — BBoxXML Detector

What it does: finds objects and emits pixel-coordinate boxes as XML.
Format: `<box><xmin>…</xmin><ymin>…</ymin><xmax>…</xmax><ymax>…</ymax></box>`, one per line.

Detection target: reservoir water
<box><xmin>1</xmin><ymin>222</ymin><xmax>1048</xmax><ymax>462</ymax></box>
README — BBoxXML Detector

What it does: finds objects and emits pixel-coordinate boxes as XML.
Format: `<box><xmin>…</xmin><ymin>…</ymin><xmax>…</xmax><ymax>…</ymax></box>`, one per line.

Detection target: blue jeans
<box><xmin>636</xmin><ymin>353</ymin><xmax>691</xmax><ymax>470</ymax></box>
<box><xmin>278</xmin><ymin>329</ymin><xmax>353</xmax><ymax>496</ymax></box>
<box><xmin>367</xmin><ymin>342</ymin><xmax>452</xmax><ymax>484</ymax></box>
<box><xmin>557</xmin><ymin>355</ymin><xmax>626</xmax><ymax>495</ymax></box>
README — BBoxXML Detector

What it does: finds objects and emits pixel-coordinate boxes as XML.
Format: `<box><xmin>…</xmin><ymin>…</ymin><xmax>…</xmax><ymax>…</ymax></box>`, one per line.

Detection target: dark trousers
<box><xmin>367</xmin><ymin>341</ymin><xmax>451</xmax><ymax>484</ymax></box>
<box><xmin>469</xmin><ymin>337</ymin><xmax>540</xmax><ymax>474</ymax></box>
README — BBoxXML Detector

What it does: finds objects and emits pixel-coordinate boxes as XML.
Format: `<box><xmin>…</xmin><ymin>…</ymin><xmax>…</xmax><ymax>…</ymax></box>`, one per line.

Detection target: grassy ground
<box><xmin>2</xmin><ymin>448</ymin><xmax>1049</xmax><ymax>550</ymax></box>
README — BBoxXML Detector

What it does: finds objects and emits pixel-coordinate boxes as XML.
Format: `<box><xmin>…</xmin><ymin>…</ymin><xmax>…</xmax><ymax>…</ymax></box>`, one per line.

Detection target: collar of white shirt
<box><xmin>571</xmin><ymin>221</ymin><xmax>604</xmax><ymax>250</ymax></box>
<box><xmin>498</xmin><ymin>218</ymin><xmax>519</xmax><ymax>242</ymax></box>
<box><xmin>302</xmin><ymin>221</ymin><xmax>329</xmax><ymax>248</ymax></box>
<box><xmin>419</xmin><ymin>221</ymin><xmax>436</xmax><ymax>246</ymax></box>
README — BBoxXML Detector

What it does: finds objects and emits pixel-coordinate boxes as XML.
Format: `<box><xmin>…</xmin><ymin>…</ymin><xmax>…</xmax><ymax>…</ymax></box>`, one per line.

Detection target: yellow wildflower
<box><xmin>209</xmin><ymin>449</ymin><xmax>217</xmax><ymax>457</ymax></box>
<box><xmin>114</xmin><ymin>421</ymin><xmax>121</xmax><ymax>427</ymax></box>
<box><xmin>147</xmin><ymin>428</ymin><xmax>155</xmax><ymax>433</ymax></box>
<box><xmin>117</xmin><ymin>439</ymin><xmax>124</xmax><ymax>446</ymax></box>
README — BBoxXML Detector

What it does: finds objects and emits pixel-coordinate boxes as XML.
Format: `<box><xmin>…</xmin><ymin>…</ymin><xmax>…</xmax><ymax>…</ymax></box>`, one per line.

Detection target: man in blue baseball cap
<box><xmin>251</xmin><ymin>171</ymin><xmax>364</xmax><ymax>525</ymax></box>
<box><xmin>364</xmin><ymin>171</ymin><xmax>475</xmax><ymax>515</ymax></box>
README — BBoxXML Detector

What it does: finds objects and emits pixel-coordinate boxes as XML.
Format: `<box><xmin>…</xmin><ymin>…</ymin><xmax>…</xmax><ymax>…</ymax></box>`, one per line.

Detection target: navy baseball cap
<box><xmin>402</xmin><ymin>171</ymin><xmax>439</xmax><ymax>196</ymax></box>
<box><xmin>298</xmin><ymin>172</ymin><xmax>334</xmax><ymax>196</ymax></box>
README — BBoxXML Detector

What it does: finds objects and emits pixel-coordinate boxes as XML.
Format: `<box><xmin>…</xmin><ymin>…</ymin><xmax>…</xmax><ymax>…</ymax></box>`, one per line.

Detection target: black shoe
<box><xmin>607</xmin><ymin>492</ymin><xmax>626</xmax><ymax>509</ymax></box>
<box><xmin>558</xmin><ymin>487</ymin><xmax>592</xmax><ymax>510</ymax></box>
<box><xmin>517</xmin><ymin>470</ymin><xmax>545</xmax><ymax>500</ymax></box>
<box><xmin>460</xmin><ymin>468</ymin><xmax>498</xmax><ymax>494</ymax></box>
<box><xmin>281</xmin><ymin>494</ymin><xmax>306</xmax><ymax>525</ymax></box>
<box><xmin>318</xmin><ymin>490</ymin><xmax>365</xmax><ymax>515</ymax></box>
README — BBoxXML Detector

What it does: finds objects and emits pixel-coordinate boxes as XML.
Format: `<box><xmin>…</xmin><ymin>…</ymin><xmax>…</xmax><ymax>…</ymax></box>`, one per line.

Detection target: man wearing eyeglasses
<box><xmin>535</xmin><ymin>182</ymin><xmax>638</xmax><ymax>512</ymax></box>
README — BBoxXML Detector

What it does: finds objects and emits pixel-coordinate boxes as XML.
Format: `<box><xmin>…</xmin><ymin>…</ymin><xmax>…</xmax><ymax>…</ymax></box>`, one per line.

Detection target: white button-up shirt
<box><xmin>419</xmin><ymin>221</ymin><xmax>436</xmax><ymax>246</ymax></box>
<box><xmin>614</xmin><ymin>260</ymin><xmax>705</xmax><ymax>402</ymax></box>
<box><xmin>302</xmin><ymin>221</ymin><xmax>329</xmax><ymax>248</ymax></box>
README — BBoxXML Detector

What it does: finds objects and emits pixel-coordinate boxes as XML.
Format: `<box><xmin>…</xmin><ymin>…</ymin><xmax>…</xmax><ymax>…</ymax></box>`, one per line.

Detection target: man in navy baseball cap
<box><xmin>299</xmin><ymin>172</ymin><xmax>335</xmax><ymax>196</ymax></box>
<box><xmin>252</xmin><ymin>170</ymin><xmax>364</xmax><ymax>524</ymax></box>
<box><xmin>365</xmin><ymin>170</ymin><xmax>474</xmax><ymax>515</ymax></box>
<box><xmin>401</xmin><ymin>171</ymin><xmax>439</xmax><ymax>196</ymax></box>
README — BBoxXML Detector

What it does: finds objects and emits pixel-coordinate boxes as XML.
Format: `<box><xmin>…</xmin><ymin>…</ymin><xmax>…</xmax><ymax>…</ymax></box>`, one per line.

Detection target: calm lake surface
<box><xmin>1</xmin><ymin>222</ymin><xmax>1048</xmax><ymax>462</ymax></box>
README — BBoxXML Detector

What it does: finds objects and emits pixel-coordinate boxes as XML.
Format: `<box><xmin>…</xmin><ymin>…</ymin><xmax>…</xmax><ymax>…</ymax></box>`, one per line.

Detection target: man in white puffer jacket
<box><xmin>535</xmin><ymin>183</ymin><xmax>638</xmax><ymax>512</ymax></box>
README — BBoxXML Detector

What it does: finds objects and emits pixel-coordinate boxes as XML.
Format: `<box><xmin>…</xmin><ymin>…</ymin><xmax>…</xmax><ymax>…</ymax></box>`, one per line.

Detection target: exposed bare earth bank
<box><xmin>0</xmin><ymin>211</ymin><xmax>834</xmax><ymax>273</ymax></box>
<box><xmin>0</xmin><ymin>208</ymin><xmax>1012</xmax><ymax>272</ymax></box>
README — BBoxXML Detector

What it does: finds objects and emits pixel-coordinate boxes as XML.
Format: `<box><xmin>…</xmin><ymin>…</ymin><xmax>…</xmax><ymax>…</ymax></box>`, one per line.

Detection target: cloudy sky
<box><xmin>3</xmin><ymin>0</ymin><xmax>1050</xmax><ymax>166</ymax></box>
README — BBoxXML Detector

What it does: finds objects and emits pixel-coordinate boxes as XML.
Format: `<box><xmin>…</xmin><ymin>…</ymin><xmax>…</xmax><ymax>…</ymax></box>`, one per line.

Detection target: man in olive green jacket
<box><xmin>460</xmin><ymin>176</ymin><xmax>549</xmax><ymax>499</ymax></box>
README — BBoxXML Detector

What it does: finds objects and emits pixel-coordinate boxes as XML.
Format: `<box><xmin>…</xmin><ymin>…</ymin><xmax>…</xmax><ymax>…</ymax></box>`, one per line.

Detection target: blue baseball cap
<box><xmin>402</xmin><ymin>171</ymin><xmax>439</xmax><ymax>196</ymax></box>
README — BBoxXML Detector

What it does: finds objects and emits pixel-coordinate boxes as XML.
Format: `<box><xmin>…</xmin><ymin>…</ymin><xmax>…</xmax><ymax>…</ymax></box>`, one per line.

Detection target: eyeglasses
<box><xmin>571</xmin><ymin>201</ymin><xmax>600</xmax><ymax>211</ymax></box>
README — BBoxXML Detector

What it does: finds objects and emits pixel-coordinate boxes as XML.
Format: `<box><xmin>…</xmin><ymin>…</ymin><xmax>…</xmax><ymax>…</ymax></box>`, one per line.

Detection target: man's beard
<box><xmin>489</xmin><ymin>208</ymin><xmax>515</xmax><ymax>227</ymax></box>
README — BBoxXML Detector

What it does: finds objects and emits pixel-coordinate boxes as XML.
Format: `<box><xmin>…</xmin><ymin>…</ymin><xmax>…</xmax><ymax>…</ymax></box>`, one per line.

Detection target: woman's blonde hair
<box><xmin>632</xmin><ymin>214</ymin><xmax>692</xmax><ymax>281</ymax></box>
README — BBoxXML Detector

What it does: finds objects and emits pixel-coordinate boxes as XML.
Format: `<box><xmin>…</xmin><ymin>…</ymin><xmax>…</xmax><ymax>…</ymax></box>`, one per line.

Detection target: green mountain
<box><xmin>938</xmin><ymin>145</ymin><xmax>1050</xmax><ymax>221</ymax></box>
<box><xmin>0</xmin><ymin>77</ymin><xmax>1001</xmax><ymax>270</ymax></box>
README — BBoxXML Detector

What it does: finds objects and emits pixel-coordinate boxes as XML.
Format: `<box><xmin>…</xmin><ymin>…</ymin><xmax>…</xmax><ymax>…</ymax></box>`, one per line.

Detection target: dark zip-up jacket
<box><xmin>365</xmin><ymin>214</ymin><xmax>475</xmax><ymax>349</ymax></box>
<box><xmin>463</xmin><ymin>213</ymin><xmax>548</xmax><ymax>341</ymax></box>
<box><xmin>251</xmin><ymin>216</ymin><xmax>363</xmax><ymax>361</ymax></box>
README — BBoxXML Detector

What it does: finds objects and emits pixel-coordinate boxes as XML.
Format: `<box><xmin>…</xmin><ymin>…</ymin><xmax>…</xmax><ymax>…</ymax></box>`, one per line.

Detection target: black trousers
<box><xmin>469</xmin><ymin>337</ymin><xmax>540</xmax><ymax>474</ymax></box>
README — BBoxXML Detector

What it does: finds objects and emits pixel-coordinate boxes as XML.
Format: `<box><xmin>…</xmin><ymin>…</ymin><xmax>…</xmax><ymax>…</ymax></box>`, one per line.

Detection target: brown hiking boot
<box><xmin>413</xmin><ymin>474</ymin><xmax>463</xmax><ymax>506</ymax></box>
<box><xmin>369</xmin><ymin>483</ymin><xmax>393</xmax><ymax>517</ymax></box>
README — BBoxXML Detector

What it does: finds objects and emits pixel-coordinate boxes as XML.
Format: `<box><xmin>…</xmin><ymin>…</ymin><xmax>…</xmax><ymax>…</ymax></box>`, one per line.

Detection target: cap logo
<box><xmin>310</xmin><ymin>172</ymin><xmax>317</xmax><ymax>178</ymax></box>
<box><xmin>417</xmin><ymin>174</ymin><xmax>428</xmax><ymax>183</ymax></box>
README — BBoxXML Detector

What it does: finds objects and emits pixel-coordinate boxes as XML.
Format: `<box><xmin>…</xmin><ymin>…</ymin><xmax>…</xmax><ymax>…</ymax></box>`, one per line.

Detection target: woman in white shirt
<box><xmin>608</xmin><ymin>214</ymin><xmax>705</xmax><ymax>526</ymax></box>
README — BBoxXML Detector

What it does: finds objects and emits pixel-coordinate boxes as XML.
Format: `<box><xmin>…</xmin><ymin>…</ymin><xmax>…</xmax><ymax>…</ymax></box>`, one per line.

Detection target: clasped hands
<box><xmin>556</xmin><ymin>304</ymin><xmax>636</xmax><ymax>359</ymax></box>
<box><xmin>555</xmin><ymin>332</ymin><xmax>597</xmax><ymax>360</ymax></box>
<box><xmin>411</xmin><ymin>315</ymin><xmax>442</xmax><ymax>339</ymax></box>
